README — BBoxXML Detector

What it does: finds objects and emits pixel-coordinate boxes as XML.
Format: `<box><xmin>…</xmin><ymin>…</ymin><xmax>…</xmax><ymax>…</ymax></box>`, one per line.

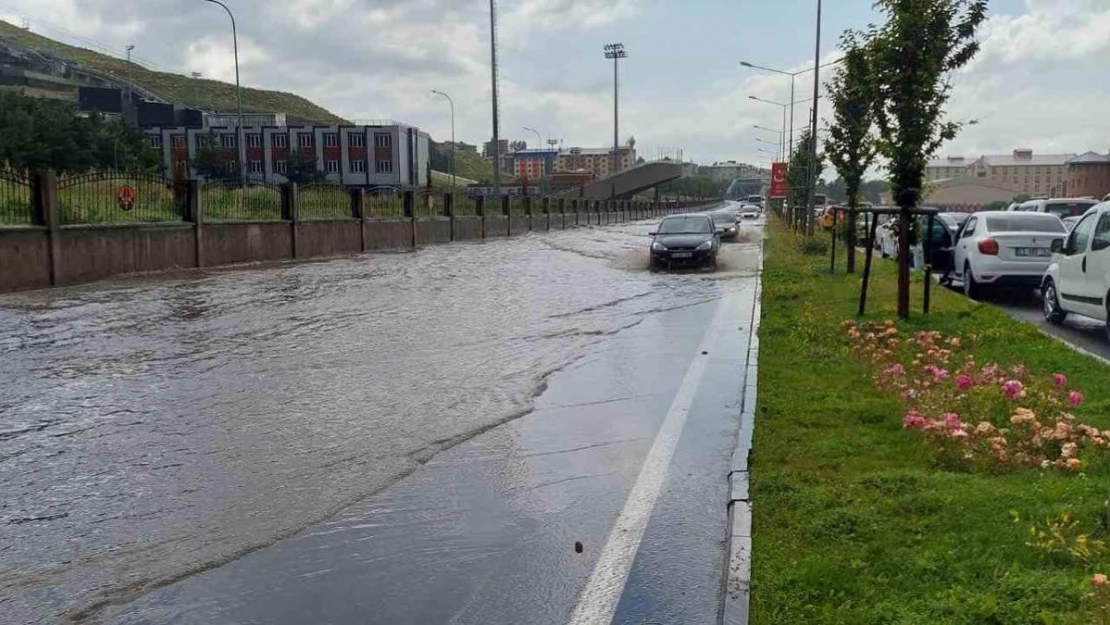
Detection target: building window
<box><xmin>348</xmin><ymin>134</ymin><xmax>365</xmax><ymax>148</ymax></box>
<box><xmin>196</xmin><ymin>135</ymin><xmax>209</xmax><ymax>149</ymax></box>
<box><xmin>324</xmin><ymin>133</ymin><xmax>339</xmax><ymax>148</ymax></box>
<box><xmin>274</xmin><ymin>160</ymin><xmax>288</xmax><ymax>174</ymax></box>
<box><xmin>298</xmin><ymin>133</ymin><xmax>314</xmax><ymax>148</ymax></box>
<box><xmin>225</xmin><ymin>160</ymin><xmax>237</xmax><ymax>173</ymax></box>
<box><xmin>148</xmin><ymin>135</ymin><xmax>163</xmax><ymax>149</ymax></box>
<box><xmin>375</xmin><ymin>160</ymin><xmax>393</xmax><ymax>173</ymax></box>
<box><xmin>170</xmin><ymin>135</ymin><xmax>186</xmax><ymax>148</ymax></box>
<box><xmin>220</xmin><ymin>134</ymin><xmax>237</xmax><ymax>149</ymax></box>
<box><xmin>350</xmin><ymin>158</ymin><xmax>366</xmax><ymax>173</ymax></box>
<box><xmin>326</xmin><ymin>159</ymin><xmax>340</xmax><ymax>173</ymax></box>
<box><xmin>272</xmin><ymin>134</ymin><xmax>288</xmax><ymax>148</ymax></box>
<box><xmin>247</xmin><ymin>133</ymin><xmax>262</xmax><ymax>148</ymax></box>
<box><xmin>374</xmin><ymin>133</ymin><xmax>391</xmax><ymax>148</ymax></box>
<box><xmin>249</xmin><ymin>160</ymin><xmax>263</xmax><ymax>174</ymax></box>
<box><xmin>976</xmin><ymin>171</ymin><xmax>986</xmax><ymax>178</ymax></box>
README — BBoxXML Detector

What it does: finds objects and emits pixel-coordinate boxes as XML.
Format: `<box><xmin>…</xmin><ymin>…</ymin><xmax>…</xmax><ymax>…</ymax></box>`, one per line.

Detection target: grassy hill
<box><xmin>0</xmin><ymin>20</ymin><xmax>345</xmax><ymax>123</ymax></box>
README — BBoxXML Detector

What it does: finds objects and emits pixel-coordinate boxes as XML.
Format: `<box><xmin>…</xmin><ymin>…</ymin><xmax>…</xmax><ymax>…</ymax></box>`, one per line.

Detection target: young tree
<box><xmin>190</xmin><ymin>130</ymin><xmax>235</xmax><ymax>181</ymax></box>
<box><xmin>824</xmin><ymin>37</ymin><xmax>878</xmax><ymax>273</ymax></box>
<box><xmin>786</xmin><ymin>129</ymin><xmax>824</xmax><ymax>231</ymax></box>
<box><xmin>284</xmin><ymin>149</ymin><xmax>326</xmax><ymax>185</ymax></box>
<box><xmin>865</xmin><ymin>0</ymin><xmax>988</xmax><ymax>317</ymax></box>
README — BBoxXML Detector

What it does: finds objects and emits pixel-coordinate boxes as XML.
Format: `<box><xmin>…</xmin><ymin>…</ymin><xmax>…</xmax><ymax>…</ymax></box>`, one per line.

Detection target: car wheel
<box><xmin>963</xmin><ymin>263</ymin><xmax>982</xmax><ymax>300</ymax></box>
<box><xmin>1042</xmin><ymin>279</ymin><xmax>1067</xmax><ymax>324</ymax></box>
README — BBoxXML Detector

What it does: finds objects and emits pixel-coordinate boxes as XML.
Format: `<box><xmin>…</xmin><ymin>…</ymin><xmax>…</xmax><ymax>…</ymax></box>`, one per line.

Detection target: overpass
<box><xmin>555</xmin><ymin>160</ymin><xmax>683</xmax><ymax>199</ymax></box>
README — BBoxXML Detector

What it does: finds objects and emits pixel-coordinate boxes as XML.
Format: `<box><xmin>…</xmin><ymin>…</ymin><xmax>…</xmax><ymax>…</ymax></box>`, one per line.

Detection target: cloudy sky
<box><xmin>1</xmin><ymin>0</ymin><xmax>1107</xmax><ymax>169</ymax></box>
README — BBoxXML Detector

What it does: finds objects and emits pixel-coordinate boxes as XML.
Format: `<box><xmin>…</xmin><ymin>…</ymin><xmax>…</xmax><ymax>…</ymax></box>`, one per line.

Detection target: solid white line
<box><xmin>567</xmin><ymin>293</ymin><xmax>738</xmax><ymax>625</ymax></box>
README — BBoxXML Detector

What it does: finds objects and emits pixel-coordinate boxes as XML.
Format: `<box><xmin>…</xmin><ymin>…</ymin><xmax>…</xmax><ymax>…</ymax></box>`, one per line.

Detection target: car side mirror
<box><xmin>1051</xmin><ymin>239</ymin><xmax>1064</xmax><ymax>253</ymax></box>
<box><xmin>647</xmin><ymin>231</ymin><xmax>657</xmax><ymax>236</ymax></box>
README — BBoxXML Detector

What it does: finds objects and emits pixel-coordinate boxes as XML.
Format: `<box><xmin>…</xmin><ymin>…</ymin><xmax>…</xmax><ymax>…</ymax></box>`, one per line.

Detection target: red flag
<box><xmin>769</xmin><ymin>162</ymin><xmax>788</xmax><ymax>199</ymax></box>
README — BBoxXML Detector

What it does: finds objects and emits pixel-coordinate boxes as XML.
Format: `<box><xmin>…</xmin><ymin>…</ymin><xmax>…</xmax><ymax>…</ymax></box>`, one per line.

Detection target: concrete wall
<box><xmin>416</xmin><ymin>218</ymin><xmax>452</xmax><ymax>246</ymax></box>
<box><xmin>484</xmin><ymin>215</ymin><xmax>508</xmax><ymax>238</ymax></box>
<box><xmin>365</xmin><ymin>219</ymin><xmax>414</xmax><ymax>250</ymax></box>
<box><xmin>509</xmin><ymin>216</ymin><xmax>530</xmax><ymax>237</ymax></box>
<box><xmin>453</xmin><ymin>217</ymin><xmax>482</xmax><ymax>241</ymax></box>
<box><xmin>0</xmin><ymin>229</ymin><xmax>51</xmax><ymax>291</ymax></box>
<box><xmin>58</xmin><ymin>225</ymin><xmax>197</xmax><ymax>285</ymax></box>
<box><xmin>205</xmin><ymin>222</ymin><xmax>293</xmax><ymax>266</ymax></box>
<box><xmin>298</xmin><ymin>221</ymin><xmax>362</xmax><ymax>258</ymax></box>
<box><xmin>532</xmin><ymin>214</ymin><xmax>549</xmax><ymax>232</ymax></box>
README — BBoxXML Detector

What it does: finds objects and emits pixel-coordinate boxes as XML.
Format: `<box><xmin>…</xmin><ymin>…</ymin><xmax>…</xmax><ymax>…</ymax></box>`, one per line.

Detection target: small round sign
<box><xmin>117</xmin><ymin>185</ymin><xmax>137</xmax><ymax>212</ymax></box>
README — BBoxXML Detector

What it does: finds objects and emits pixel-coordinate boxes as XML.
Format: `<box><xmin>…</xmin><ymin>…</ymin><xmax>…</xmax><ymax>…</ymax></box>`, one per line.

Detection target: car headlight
<box><xmin>651</xmin><ymin>241</ymin><xmax>667</xmax><ymax>251</ymax></box>
<box><xmin>696</xmin><ymin>240</ymin><xmax>713</xmax><ymax>251</ymax></box>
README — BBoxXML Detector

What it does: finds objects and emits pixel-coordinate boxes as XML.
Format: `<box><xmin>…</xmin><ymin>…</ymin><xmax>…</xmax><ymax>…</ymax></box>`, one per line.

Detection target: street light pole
<box><xmin>125</xmin><ymin>44</ymin><xmax>135</xmax><ymax>116</ymax></box>
<box><xmin>805</xmin><ymin>0</ymin><xmax>822</xmax><ymax>236</ymax></box>
<box><xmin>201</xmin><ymin>0</ymin><xmax>245</xmax><ymax>186</ymax></box>
<box><xmin>523</xmin><ymin>126</ymin><xmax>544</xmax><ymax>193</ymax></box>
<box><xmin>430</xmin><ymin>90</ymin><xmax>455</xmax><ymax>187</ymax></box>
<box><xmin>604</xmin><ymin>43</ymin><xmax>627</xmax><ymax>180</ymax></box>
<box><xmin>489</xmin><ymin>0</ymin><xmax>501</xmax><ymax>195</ymax></box>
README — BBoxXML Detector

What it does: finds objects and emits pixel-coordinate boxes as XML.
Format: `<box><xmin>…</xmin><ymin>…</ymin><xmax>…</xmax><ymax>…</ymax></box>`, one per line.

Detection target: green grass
<box><xmin>204</xmin><ymin>186</ymin><xmax>282</xmax><ymax>221</ymax></box>
<box><xmin>1</xmin><ymin>178</ymin><xmax>33</xmax><ymax>225</ymax></box>
<box><xmin>299</xmin><ymin>184</ymin><xmax>354</xmax><ymax>220</ymax></box>
<box><xmin>366</xmin><ymin>193</ymin><xmax>404</xmax><ymax>218</ymax></box>
<box><xmin>57</xmin><ymin>177</ymin><xmax>183</xmax><ymax>223</ymax></box>
<box><xmin>751</xmin><ymin>222</ymin><xmax>1110</xmax><ymax>624</ymax></box>
<box><xmin>0</xmin><ymin>20</ymin><xmax>345</xmax><ymax>124</ymax></box>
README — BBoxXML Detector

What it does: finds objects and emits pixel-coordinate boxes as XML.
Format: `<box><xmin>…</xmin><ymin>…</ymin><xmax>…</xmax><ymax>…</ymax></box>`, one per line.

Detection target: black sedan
<box><xmin>709</xmin><ymin>211</ymin><xmax>740</xmax><ymax>240</ymax></box>
<box><xmin>649</xmin><ymin>214</ymin><xmax>721</xmax><ymax>271</ymax></box>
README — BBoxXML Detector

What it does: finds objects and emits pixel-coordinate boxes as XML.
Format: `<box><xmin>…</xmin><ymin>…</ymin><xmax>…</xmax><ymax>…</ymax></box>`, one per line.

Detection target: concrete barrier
<box><xmin>298</xmin><ymin>221</ymin><xmax>362</xmax><ymax>258</ymax></box>
<box><xmin>56</xmin><ymin>224</ymin><xmax>197</xmax><ymax>285</ymax></box>
<box><xmin>416</xmin><ymin>217</ymin><xmax>452</xmax><ymax>246</ymax></box>
<box><xmin>509</xmin><ymin>216</ymin><xmax>530</xmax><ymax>237</ymax></box>
<box><xmin>452</xmin><ymin>216</ymin><xmax>482</xmax><ymax>241</ymax></box>
<box><xmin>365</xmin><ymin>219</ymin><xmax>414</xmax><ymax>250</ymax></box>
<box><xmin>484</xmin><ymin>215</ymin><xmax>508</xmax><ymax>238</ymax></box>
<box><xmin>0</xmin><ymin>228</ymin><xmax>51</xmax><ymax>291</ymax></box>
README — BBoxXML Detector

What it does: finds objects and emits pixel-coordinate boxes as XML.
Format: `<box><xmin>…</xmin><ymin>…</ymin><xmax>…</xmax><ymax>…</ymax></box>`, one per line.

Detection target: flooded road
<box><xmin>0</xmin><ymin>211</ymin><xmax>762</xmax><ymax>624</ymax></box>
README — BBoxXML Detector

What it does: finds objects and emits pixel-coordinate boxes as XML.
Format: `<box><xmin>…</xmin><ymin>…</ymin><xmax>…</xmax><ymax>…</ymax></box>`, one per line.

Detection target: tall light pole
<box><xmin>805</xmin><ymin>0</ymin><xmax>823</xmax><ymax>236</ymax></box>
<box><xmin>749</xmin><ymin>96</ymin><xmax>787</xmax><ymax>161</ymax></box>
<box><xmin>489</xmin><ymin>0</ymin><xmax>501</xmax><ymax>194</ymax></box>
<box><xmin>430</xmin><ymin>90</ymin><xmax>455</xmax><ymax>187</ymax></box>
<box><xmin>125</xmin><ymin>44</ymin><xmax>135</xmax><ymax>115</ymax></box>
<box><xmin>202</xmin><ymin>0</ymin><xmax>245</xmax><ymax>186</ymax></box>
<box><xmin>604</xmin><ymin>43</ymin><xmax>627</xmax><ymax>180</ymax></box>
<box><xmin>523</xmin><ymin>126</ymin><xmax>544</xmax><ymax>192</ymax></box>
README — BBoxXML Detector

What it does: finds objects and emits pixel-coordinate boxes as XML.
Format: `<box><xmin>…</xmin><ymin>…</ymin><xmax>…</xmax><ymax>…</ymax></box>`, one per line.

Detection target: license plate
<box><xmin>1015</xmin><ymin>247</ymin><xmax>1051</xmax><ymax>257</ymax></box>
<box><xmin>672</xmin><ymin>252</ymin><xmax>693</xmax><ymax>259</ymax></box>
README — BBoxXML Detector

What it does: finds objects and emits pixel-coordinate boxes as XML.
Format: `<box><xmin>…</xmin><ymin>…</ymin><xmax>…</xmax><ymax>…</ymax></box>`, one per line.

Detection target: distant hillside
<box><xmin>0</xmin><ymin>20</ymin><xmax>345</xmax><ymax>123</ymax></box>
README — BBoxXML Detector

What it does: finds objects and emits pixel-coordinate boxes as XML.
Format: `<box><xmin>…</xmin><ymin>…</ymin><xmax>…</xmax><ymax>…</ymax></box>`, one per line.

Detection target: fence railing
<box><xmin>57</xmin><ymin>171</ymin><xmax>186</xmax><ymax>224</ymax></box>
<box><xmin>366</xmin><ymin>188</ymin><xmax>404</xmax><ymax>218</ymax></box>
<box><xmin>204</xmin><ymin>180</ymin><xmax>283</xmax><ymax>221</ymax></box>
<box><xmin>0</xmin><ymin>170</ymin><xmax>33</xmax><ymax>226</ymax></box>
<box><xmin>300</xmin><ymin>183</ymin><xmax>354</xmax><ymax>221</ymax></box>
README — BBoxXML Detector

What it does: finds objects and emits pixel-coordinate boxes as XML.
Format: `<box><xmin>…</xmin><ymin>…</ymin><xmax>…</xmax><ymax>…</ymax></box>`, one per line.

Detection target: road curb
<box><xmin>719</xmin><ymin>240</ymin><xmax>763</xmax><ymax>625</ymax></box>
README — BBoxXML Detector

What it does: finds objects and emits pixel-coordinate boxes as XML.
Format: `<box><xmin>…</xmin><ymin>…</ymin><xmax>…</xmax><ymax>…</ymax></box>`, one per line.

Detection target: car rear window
<box><xmin>984</xmin><ymin>215</ymin><xmax>1066</xmax><ymax>233</ymax></box>
<box><xmin>710</xmin><ymin>213</ymin><xmax>735</xmax><ymax>224</ymax></box>
<box><xmin>1045</xmin><ymin>201</ymin><xmax>1096</xmax><ymax>218</ymax></box>
<box><xmin>658</xmin><ymin>216</ymin><xmax>712</xmax><ymax>234</ymax></box>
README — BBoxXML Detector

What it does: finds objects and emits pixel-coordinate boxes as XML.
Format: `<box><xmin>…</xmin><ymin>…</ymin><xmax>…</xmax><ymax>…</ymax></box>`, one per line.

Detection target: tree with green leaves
<box><xmin>284</xmin><ymin>149</ymin><xmax>326</xmax><ymax>185</ymax></box>
<box><xmin>190</xmin><ymin>130</ymin><xmax>235</xmax><ymax>181</ymax></box>
<box><xmin>864</xmin><ymin>0</ymin><xmax>988</xmax><ymax>317</ymax></box>
<box><xmin>786</xmin><ymin>129</ymin><xmax>823</xmax><ymax>231</ymax></box>
<box><xmin>825</xmin><ymin>35</ymin><xmax>878</xmax><ymax>274</ymax></box>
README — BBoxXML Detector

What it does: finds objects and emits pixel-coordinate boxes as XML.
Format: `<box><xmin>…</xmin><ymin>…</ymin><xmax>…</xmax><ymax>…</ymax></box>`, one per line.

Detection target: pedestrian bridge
<box><xmin>557</xmin><ymin>160</ymin><xmax>682</xmax><ymax>200</ymax></box>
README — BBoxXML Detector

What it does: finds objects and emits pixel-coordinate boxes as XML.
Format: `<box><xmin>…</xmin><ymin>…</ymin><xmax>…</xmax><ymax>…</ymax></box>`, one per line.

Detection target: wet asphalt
<box><xmin>1</xmin><ymin>208</ymin><xmax>762</xmax><ymax>624</ymax></box>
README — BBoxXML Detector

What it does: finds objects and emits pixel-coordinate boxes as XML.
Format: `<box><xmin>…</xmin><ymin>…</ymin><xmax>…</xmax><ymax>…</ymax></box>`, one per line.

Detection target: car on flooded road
<box><xmin>952</xmin><ymin>211</ymin><xmax>1067</xmax><ymax>299</ymax></box>
<box><xmin>649</xmin><ymin>214</ymin><xmax>721</xmax><ymax>271</ymax></box>
<box><xmin>709</xmin><ymin>211</ymin><xmax>740</xmax><ymax>240</ymax></box>
<box><xmin>739</xmin><ymin>205</ymin><xmax>761</xmax><ymax>220</ymax></box>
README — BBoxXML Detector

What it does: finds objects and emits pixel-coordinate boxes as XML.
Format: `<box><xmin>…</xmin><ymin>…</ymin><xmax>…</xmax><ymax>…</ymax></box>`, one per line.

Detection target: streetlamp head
<box><xmin>603</xmin><ymin>42</ymin><xmax>627</xmax><ymax>59</ymax></box>
<box><xmin>739</xmin><ymin>61</ymin><xmax>753</xmax><ymax>68</ymax></box>
<box><xmin>126</xmin><ymin>44</ymin><xmax>135</xmax><ymax>52</ymax></box>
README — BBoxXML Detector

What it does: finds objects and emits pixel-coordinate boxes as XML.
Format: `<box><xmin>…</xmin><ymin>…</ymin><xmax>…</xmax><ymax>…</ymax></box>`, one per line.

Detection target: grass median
<box><xmin>751</xmin><ymin>221</ymin><xmax>1110</xmax><ymax>624</ymax></box>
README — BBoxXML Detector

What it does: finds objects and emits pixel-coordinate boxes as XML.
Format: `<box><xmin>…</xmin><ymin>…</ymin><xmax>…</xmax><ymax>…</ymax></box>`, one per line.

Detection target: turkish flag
<box><xmin>769</xmin><ymin>162</ymin><xmax>788</xmax><ymax>199</ymax></box>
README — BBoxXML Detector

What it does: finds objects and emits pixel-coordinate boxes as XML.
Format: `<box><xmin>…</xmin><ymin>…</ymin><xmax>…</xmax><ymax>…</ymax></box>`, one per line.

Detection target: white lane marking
<box><xmin>568</xmin><ymin>292</ymin><xmax>739</xmax><ymax>625</ymax></box>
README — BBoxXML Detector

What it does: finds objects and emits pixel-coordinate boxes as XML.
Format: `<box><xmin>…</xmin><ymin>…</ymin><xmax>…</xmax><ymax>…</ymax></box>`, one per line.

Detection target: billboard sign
<box><xmin>769</xmin><ymin>162</ymin><xmax>788</xmax><ymax>199</ymax></box>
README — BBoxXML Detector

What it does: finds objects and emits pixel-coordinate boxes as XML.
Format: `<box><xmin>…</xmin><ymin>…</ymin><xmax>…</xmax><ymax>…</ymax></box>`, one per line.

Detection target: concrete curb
<box><xmin>719</xmin><ymin>239</ymin><xmax>763</xmax><ymax>625</ymax></box>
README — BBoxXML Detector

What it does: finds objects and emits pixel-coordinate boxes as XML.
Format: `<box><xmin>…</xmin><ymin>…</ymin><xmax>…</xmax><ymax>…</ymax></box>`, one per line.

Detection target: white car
<box><xmin>739</xmin><ymin>204</ymin><xmax>761</xmax><ymax>219</ymax></box>
<box><xmin>952</xmin><ymin>211</ymin><xmax>1068</xmax><ymax>299</ymax></box>
<box><xmin>1042</xmin><ymin>203</ymin><xmax>1110</xmax><ymax>338</ymax></box>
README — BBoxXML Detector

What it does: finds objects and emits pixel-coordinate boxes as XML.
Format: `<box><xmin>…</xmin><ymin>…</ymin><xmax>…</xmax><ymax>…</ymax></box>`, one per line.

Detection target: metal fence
<box><xmin>366</xmin><ymin>187</ymin><xmax>404</xmax><ymax>218</ymax></box>
<box><xmin>508</xmin><ymin>196</ymin><xmax>529</xmax><ymax>215</ymax></box>
<box><xmin>204</xmin><ymin>180</ymin><xmax>283</xmax><ymax>221</ymax></box>
<box><xmin>451</xmin><ymin>193</ymin><xmax>478</xmax><ymax>216</ymax></box>
<box><xmin>58</xmin><ymin>172</ymin><xmax>186</xmax><ymax>224</ymax></box>
<box><xmin>0</xmin><ymin>170</ymin><xmax>33</xmax><ymax>225</ymax></box>
<box><xmin>414</xmin><ymin>190</ymin><xmax>441</xmax><ymax>217</ymax></box>
<box><xmin>299</xmin><ymin>183</ymin><xmax>353</xmax><ymax>220</ymax></box>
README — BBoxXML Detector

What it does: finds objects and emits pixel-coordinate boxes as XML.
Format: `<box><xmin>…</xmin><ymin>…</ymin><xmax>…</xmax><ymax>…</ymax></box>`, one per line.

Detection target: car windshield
<box><xmin>984</xmin><ymin>214</ymin><xmax>1066</xmax><ymax>233</ymax></box>
<box><xmin>937</xmin><ymin>213</ymin><xmax>968</xmax><ymax>229</ymax></box>
<box><xmin>710</xmin><ymin>213</ymin><xmax>735</xmax><ymax>225</ymax></box>
<box><xmin>1045</xmin><ymin>201</ymin><xmax>1097</xmax><ymax>218</ymax></box>
<box><xmin>658</xmin><ymin>216</ymin><xmax>712</xmax><ymax>234</ymax></box>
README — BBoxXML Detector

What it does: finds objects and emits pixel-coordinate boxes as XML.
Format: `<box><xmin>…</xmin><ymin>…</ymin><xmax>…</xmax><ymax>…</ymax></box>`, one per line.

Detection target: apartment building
<box><xmin>144</xmin><ymin>122</ymin><xmax>431</xmax><ymax>188</ymax></box>
<box><xmin>553</xmin><ymin>146</ymin><xmax>635</xmax><ymax>177</ymax></box>
<box><xmin>1068</xmin><ymin>152</ymin><xmax>1110</xmax><ymax>199</ymax></box>
<box><xmin>927</xmin><ymin>150</ymin><xmax>1074</xmax><ymax>197</ymax></box>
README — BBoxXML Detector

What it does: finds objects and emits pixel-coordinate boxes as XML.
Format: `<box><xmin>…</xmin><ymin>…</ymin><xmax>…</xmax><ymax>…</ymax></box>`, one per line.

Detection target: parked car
<box><xmin>922</xmin><ymin>212</ymin><xmax>970</xmax><ymax>281</ymax></box>
<box><xmin>1013</xmin><ymin>197</ymin><xmax>1098</xmax><ymax>218</ymax></box>
<box><xmin>709</xmin><ymin>211</ymin><xmax>740</xmax><ymax>240</ymax></box>
<box><xmin>649</xmin><ymin>214</ymin><xmax>722</xmax><ymax>270</ymax></box>
<box><xmin>1042</xmin><ymin>203</ymin><xmax>1110</xmax><ymax>338</ymax></box>
<box><xmin>952</xmin><ymin>211</ymin><xmax>1067</xmax><ymax>299</ymax></box>
<box><xmin>1062</xmin><ymin>215</ymin><xmax>1081</xmax><ymax>232</ymax></box>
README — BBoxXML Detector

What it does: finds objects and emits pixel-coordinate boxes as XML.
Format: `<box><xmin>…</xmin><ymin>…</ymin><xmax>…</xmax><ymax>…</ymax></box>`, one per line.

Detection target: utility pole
<box><xmin>805</xmin><ymin>0</ymin><xmax>822</xmax><ymax>236</ymax></box>
<box><xmin>125</xmin><ymin>44</ymin><xmax>135</xmax><ymax>124</ymax></box>
<box><xmin>201</xmin><ymin>0</ymin><xmax>246</xmax><ymax>187</ymax></box>
<box><xmin>489</xmin><ymin>0</ymin><xmax>501</xmax><ymax>194</ymax></box>
<box><xmin>604</xmin><ymin>43</ymin><xmax>627</xmax><ymax>181</ymax></box>
<box><xmin>431</xmin><ymin>90</ymin><xmax>456</xmax><ymax>187</ymax></box>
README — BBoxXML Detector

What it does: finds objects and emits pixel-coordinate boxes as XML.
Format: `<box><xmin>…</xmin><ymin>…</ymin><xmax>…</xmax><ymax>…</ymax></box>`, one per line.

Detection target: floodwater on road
<box><xmin>0</xmin><ymin>217</ymin><xmax>761</xmax><ymax>624</ymax></box>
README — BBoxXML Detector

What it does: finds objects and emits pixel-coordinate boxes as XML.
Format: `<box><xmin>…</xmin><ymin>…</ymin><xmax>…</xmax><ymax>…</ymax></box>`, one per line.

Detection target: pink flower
<box><xmin>885</xmin><ymin>363</ymin><xmax>905</xmax><ymax>376</ymax></box>
<box><xmin>943</xmin><ymin>412</ymin><xmax>962</xmax><ymax>431</ymax></box>
<box><xmin>1002</xmin><ymin>379</ymin><xmax>1024</xmax><ymax>400</ymax></box>
<box><xmin>955</xmin><ymin>374</ymin><xmax>973</xmax><ymax>391</ymax></box>
<box><xmin>1069</xmin><ymin>391</ymin><xmax>1084</xmax><ymax>407</ymax></box>
<box><xmin>903</xmin><ymin>411</ymin><xmax>927</xmax><ymax>429</ymax></box>
<box><xmin>1093</xmin><ymin>573</ymin><xmax>1108</xmax><ymax>587</ymax></box>
<box><xmin>932</xmin><ymin>367</ymin><xmax>950</xmax><ymax>381</ymax></box>
<box><xmin>1053</xmin><ymin>373</ymin><xmax>1067</xmax><ymax>388</ymax></box>
<box><xmin>1061</xmin><ymin>442</ymin><xmax>1078</xmax><ymax>459</ymax></box>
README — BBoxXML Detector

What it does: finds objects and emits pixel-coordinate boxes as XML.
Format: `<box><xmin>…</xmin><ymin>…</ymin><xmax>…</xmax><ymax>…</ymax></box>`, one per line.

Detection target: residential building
<box><xmin>144</xmin><ymin>122</ymin><xmax>431</xmax><ymax>187</ymax></box>
<box><xmin>553</xmin><ymin>145</ymin><xmax>636</xmax><ymax>177</ymax></box>
<box><xmin>512</xmin><ymin>148</ymin><xmax>559</xmax><ymax>181</ymax></box>
<box><xmin>681</xmin><ymin>161</ymin><xmax>700</xmax><ymax>178</ymax></box>
<box><xmin>929</xmin><ymin>150</ymin><xmax>1074</xmax><ymax>197</ymax></box>
<box><xmin>1067</xmin><ymin>152</ymin><xmax>1110</xmax><ymax>199</ymax></box>
<box><xmin>702</xmin><ymin>161</ymin><xmax>766</xmax><ymax>184</ymax></box>
<box><xmin>922</xmin><ymin>176</ymin><xmax>1021</xmax><ymax>209</ymax></box>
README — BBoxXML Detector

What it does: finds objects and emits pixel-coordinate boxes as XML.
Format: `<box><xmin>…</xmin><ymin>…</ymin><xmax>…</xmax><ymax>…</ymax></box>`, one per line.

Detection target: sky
<box><xmin>1</xmin><ymin>0</ymin><xmax>1108</xmax><ymax>170</ymax></box>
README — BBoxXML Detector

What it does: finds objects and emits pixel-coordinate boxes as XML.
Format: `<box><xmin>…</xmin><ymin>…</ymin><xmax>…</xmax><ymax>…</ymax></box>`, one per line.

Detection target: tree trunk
<box><xmin>897</xmin><ymin>206</ymin><xmax>911</xmax><ymax>319</ymax></box>
<box><xmin>846</xmin><ymin>197</ymin><xmax>857</xmax><ymax>274</ymax></box>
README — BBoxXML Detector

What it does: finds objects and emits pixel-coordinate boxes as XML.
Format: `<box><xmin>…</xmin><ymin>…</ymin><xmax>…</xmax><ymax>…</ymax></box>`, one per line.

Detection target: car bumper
<box><xmin>652</xmin><ymin>249</ymin><xmax>715</xmax><ymax>266</ymax></box>
<box><xmin>973</xmin><ymin>260</ymin><xmax>1049</xmax><ymax>286</ymax></box>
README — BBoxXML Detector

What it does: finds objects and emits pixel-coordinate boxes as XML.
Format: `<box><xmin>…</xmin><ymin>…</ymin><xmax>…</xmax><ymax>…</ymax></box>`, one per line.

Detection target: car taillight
<box><xmin>978</xmin><ymin>239</ymin><xmax>999</xmax><ymax>255</ymax></box>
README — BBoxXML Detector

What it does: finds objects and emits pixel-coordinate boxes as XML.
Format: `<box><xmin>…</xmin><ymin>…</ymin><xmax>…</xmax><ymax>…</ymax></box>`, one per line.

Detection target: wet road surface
<box><xmin>1</xmin><ymin>209</ymin><xmax>762</xmax><ymax>624</ymax></box>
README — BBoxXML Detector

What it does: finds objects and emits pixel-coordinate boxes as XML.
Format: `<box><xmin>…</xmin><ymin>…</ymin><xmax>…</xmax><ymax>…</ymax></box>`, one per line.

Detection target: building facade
<box><xmin>144</xmin><ymin>123</ymin><xmax>431</xmax><ymax>187</ymax></box>
<box><xmin>512</xmin><ymin>148</ymin><xmax>559</xmax><ymax>181</ymax></box>
<box><xmin>1067</xmin><ymin>152</ymin><xmax>1110</xmax><ymax>199</ymax></box>
<box><xmin>553</xmin><ymin>146</ymin><xmax>635</xmax><ymax>177</ymax></box>
<box><xmin>927</xmin><ymin>150</ymin><xmax>1074</xmax><ymax>197</ymax></box>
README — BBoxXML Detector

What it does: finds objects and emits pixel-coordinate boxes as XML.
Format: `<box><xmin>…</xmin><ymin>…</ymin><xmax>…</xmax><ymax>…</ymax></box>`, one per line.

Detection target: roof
<box><xmin>930</xmin><ymin>176</ymin><xmax>1021</xmax><ymax>193</ymax></box>
<box><xmin>980</xmin><ymin>153</ymin><xmax>1075</xmax><ymax>167</ymax></box>
<box><xmin>1068</xmin><ymin>151</ymin><xmax>1110</xmax><ymax>164</ymax></box>
<box><xmin>926</xmin><ymin>157</ymin><xmax>969</xmax><ymax>168</ymax></box>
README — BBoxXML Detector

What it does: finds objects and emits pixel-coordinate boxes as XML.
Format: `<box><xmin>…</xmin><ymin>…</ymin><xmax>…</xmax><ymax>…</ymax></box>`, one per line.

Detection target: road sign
<box><xmin>117</xmin><ymin>185</ymin><xmax>136</xmax><ymax>211</ymax></box>
<box><xmin>769</xmin><ymin>162</ymin><xmax>788</xmax><ymax>199</ymax></box>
